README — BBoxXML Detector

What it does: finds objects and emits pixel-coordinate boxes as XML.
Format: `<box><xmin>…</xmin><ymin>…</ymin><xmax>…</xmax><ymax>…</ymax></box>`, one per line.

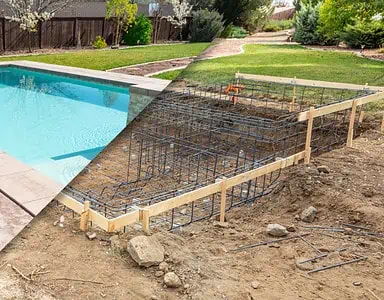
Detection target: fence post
<box><xmin>359</xmin><ymin>83</ymin><xmax>369</xmax><ymax>123</ymax></box>
<box><xmin>290</xmin><ymin>76</ymin><xmax>297</xmax><ymax>112</ymax></box>
<box><xmin>140</xmin><ymin>208</ymin><xmax>150</xmax><ymax>234</ymax></box>
<box><xmin>347</xmin><ymin>100</ymin><xmax>358</xmax><ymax>147</ymax></box>
<box><xmin>304</xmin><ymin>107</ymin><xmax>315</xmax><ymax>164</ymax></box>
<box><xmin>80</xmin><ymin>201</ymin><xmax>90</xmax><ymax>231</ymax></box>
<box><xmin>220</xmin><ymin>179</ymin><xmax>227</xmax><ymax>223</ymax></box>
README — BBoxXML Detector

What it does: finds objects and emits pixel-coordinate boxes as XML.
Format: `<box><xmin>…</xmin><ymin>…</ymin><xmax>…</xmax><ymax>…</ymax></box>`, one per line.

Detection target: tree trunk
<box><xmin>28</xmin><ymin>31</ymin><xmax>32</xmax><ymax>53</ymax></box>
<box><xmin>115</xmin><ymin>19</ymin><xmax>120</xmax><ymax>46</ymax></box>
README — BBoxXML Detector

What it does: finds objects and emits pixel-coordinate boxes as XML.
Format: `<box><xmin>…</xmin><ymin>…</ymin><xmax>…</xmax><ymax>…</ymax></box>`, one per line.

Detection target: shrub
<box><xmin>93</xmin><ymin>36</ymin><xmax>108</xmax><ymax>49</ymax></box>
<box><xmin>264</xmin><ymin>19</ymin><xmax>293</xmax><ymax>32</ymax></box>
<box><xmin>124</xmin><ymin>15</ymin><xmax>153</xmax><ymax>46</ymax></box>
<box><xmin>380</xmin><ymin>48</ymin><xmax>384</xmax><ymax>54</ymax></box>
<box><xmin>263</xmin><ymin>24</ymin><xmax>280</xmax><ymax>32</ymax></box>
<box><xmin>292</xmin><ymin>2</ymin><xmax>324</xmax><ymax>45</ymax></box>
<box><xmin>220</xmin><ymin>24</ymin><xmax>233</xmax><ymax>38</ymax></box>
<box><xmin>231</xmin><ymin>26</ymin><xmax>249</xmax><ymax>38</ymax></box>
<box><xmin>190</xmin><ymin>9</ymin><xmax>225</xmax><ymax>43</ymax></box>
<box><xmin>342</xmin><ymin>21</ymin><xmax>384</xmax><ymax>49</ymax></box>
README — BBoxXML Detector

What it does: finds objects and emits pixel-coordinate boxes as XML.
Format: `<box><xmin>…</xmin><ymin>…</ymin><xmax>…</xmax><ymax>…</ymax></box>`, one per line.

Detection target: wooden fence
<box><xmin>55</xmin><ymin>75</ymin><xmax>384</xmax><ymax>234</ymax></box>
<box><xmin>0</xmin><ymin>17</ymin><xmax>192</xmax><ymax>52</ymax></box>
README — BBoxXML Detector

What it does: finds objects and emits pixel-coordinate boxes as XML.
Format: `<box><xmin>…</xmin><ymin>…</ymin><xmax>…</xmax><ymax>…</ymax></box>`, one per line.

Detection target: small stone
<box><xmin>251</xmin><ymin>281</ymin><xmax>260</xmax><ymax>289</ymax></box>
<box><xmin>180</xmin><ymin>208</ymin><xmax>188</xmax><ymax>215</ymax></box>
<box><xmin>295</xmin><ymin>257</ymin><xmax>314</xmax><ymax>271</ymax></box>
<box><xmin>294</xmin><ymin>214</ymin><xmax>301</xmax><ymax>221</ymax></box>
<box><xmin>353</xmin><ymin>282</ymin><xmax>362</xmax><ymax>286</ymax></box>
<box><xmin>300</xmin><ymin>206</ymin><xmax>317</xmax><ymax>223</ymax></box>
<box><xmin>184</xmin><ymin>284</ymin><xmax>190</xmax><ymax>289</ymax></box>
<box><xmin>266</xmin><ymin>224</ymin><xmax>288</xmax><ymax>237</ymax></box>
<box><xmin>287</xmin><ymin>225</ymin><xmax>296</xmax><ymax>232</ymax></box>
<box><xmin>127</xmin><ymin>236</ymin><xmax>165</xmax><ymax>267</ymax></box>
<box><xmin>59</xmin><ymin>215</ymin><xmax>65</xmax><ymax>223</ymax></box>
<box><xmin>213</xmin><ymin>221</ymin><xmax>229</xmax><ymax>228</ymax></box>
<box><xmin>53</xmin><ymin>220</ymin><xmax>59</xmax><ymax>226</ymax></box>
<box><xmin>317</xmin><ymin>165</ymin><xmax>330</xmax><ymax>174</ymax></box>
<box><xmin>151</xmin><ymin>296</ymin><xmax>159</xmax><ymax>300</ymax></box>
<box><xmin>155</xmin><ymin>271</ymin><xmax>164</xmax><ymax>277</ymax></box>
<box><xmin>86</xmin><ymin>232</ymin><xmax>97</xmax><ymax>240</ymax></box>
<box><xmin>159</xmin><ymin>262</ymin><xmax>169</xmax><ymax>272</ymax></box>
<box><xmin>164</xmin><ymin>272</ymin><xmax>182</xmax><ymax>288</ymax></box>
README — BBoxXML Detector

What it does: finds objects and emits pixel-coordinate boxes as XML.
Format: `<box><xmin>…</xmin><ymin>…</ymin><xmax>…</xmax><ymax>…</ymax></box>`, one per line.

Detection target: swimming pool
<box><xmin>0</xmin><ymin>66</ymin><xmax>151</xmax><ymax>185</ymax></box>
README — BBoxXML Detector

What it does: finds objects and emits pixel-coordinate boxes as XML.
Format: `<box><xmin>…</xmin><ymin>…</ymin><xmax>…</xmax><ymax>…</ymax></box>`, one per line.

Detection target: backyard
<box><xmin>157</xmin><ymin>44</ymin><xmax>384</xmax><ymax>87</ymax></box>
<box><xmin>0</xmin><ymin>43</ymin><xmax>209</xmax><ymax>71</ymax></box>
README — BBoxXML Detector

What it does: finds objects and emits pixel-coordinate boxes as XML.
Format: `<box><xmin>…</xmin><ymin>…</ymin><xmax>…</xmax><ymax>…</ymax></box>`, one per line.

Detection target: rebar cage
<box><xmin>67</xmin><ymin>79</ymin><xmax>373</xmax><ymax>230</ymax></box>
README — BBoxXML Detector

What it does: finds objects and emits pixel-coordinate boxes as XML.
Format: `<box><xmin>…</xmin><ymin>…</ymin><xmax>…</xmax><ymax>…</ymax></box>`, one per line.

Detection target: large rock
<box><xmin>300</xmin><ymin>206</ymin><xmax>317</xmax><ymax>223</ymax></box>
<box><xmin>127</xmin><ymin>236</ymin><xmax>165</xmax><ymax>267</ymax></box>
<box><xmin>164</xmin><ymin>272</ymin><xmax>182</xmax><ymax>288</ymax></box>
<box><xmin>266</xmin><ymin>224</ymin><xmax>288</xmax><ymax>237</ymax></box>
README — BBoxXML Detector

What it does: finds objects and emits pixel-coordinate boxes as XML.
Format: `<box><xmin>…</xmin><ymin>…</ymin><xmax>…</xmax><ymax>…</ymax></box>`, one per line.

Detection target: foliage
<box><xmin>124</xmin><ymin>14</ymin><xmax>153</xmax><ymax>45</ymax></box>
<box><xmin>4</xmin><ymin>0</ymin><xmax>71</xmax><ymax>52</ymax></box>
<box><xmin>292</xmin><ymin>2</ymin><xmax>323</xmax><ymax>45</ymax></box>
<box><xmin>214</xmin><ymin>0</ymin><xmax>273</xmax><ymax>27</ymax></box>
<box><xmin>241</xmin><ymin>2</ymin><xmax>274</xmax><ymax>32</ymax></box>
<box><xmin>342</xmin><ymin>21</ymin><xmax>384</xmax><ymax>49</ymax></box>
<box><xmin>93</xmin><ymin>36</ymin><xmax>108</xmax><ymax>49</ymax></box>
<box><xmin>293</xmin><ymin>0</ymin><xmax>301</xmax><ymax>11</ymax></box>
<box><xmin>106</xmin><ymin>0</ymin><xmax>138</xmax><ymax>46</ymax></box>
<box><xmin>318</xmin><ymin>0</ymin><xmax>382</xmax><ymax>41</ymax></box>
<box><xmin>189</xmin><ymin>0</ymin><xmax>215</xmax><ymax>10</ymax></box>
<box><xmin>231</xmin><ymin>26</ymin><xmax>249</xmax><ymax>38</ymax></box>
<box><xmin>264</xmin><ymin>19</ymin><xmax>293</xmax><ymax>32</ymax></box>
<box><xmin>166</xmin><ymin>0</ymin><xmax>193</xmax><ymax>39</ymax></box>
<box><xmin>220</xmin><ymin>24</ymin><xmax>233</xmax><ymax>38</ymax></box>
<box><xmin>190</xmin><ymin>9</ymin><xmax>225</xmax><ymax>42</ymax></box>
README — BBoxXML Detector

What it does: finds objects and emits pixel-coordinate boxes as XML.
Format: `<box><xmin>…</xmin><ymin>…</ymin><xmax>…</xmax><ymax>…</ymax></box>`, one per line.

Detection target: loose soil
<box><xmin>0</xmin><ymin>127</ymin><xmax>383</xmax><ymax>300</ymax></box>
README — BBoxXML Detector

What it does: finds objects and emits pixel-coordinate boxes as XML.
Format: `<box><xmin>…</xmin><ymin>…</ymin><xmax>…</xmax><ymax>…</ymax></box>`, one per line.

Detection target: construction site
<box><xmin>1</xmin><ymin>74</ymin><xmax>384</xmax><ymax>300</ymax></box>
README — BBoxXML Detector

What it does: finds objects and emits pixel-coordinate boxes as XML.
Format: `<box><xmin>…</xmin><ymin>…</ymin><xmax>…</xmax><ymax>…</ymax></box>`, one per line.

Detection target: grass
<box><xmin>181</xmin><ymin>44</ymin><xmax>384</xmax><ymax>86</ymax></box>
<box><xmin>152</xmin><ymin>69</ymin><xmax>184</xmax><ymax>80</ymax></box>
<box><xmin>0</xmin><ymin>43</ymin><xmax>209</xmax><ymax>71</ymax></box>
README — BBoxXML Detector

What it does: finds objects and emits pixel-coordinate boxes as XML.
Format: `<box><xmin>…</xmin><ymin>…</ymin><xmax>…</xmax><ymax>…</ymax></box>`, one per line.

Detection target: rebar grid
<box><xmin>67</xmin><ymin>80</ymin><xmax>369</xmax><ymax>230</ymax></box>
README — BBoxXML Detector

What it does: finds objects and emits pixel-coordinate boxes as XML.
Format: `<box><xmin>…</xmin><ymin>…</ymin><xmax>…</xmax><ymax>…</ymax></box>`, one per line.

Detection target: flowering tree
<box><xmin>167</xmin><ymin>0</ymin><xmax>193</xmax><ymax>40</ymax></box>
<box><xmin>4</xmin><ymin>0</ymin><xmax>72</xmax><ymax>52</ymax></box>
<box><xmin>106</xmin><ymin>0</ymin><xmax>138</xmax><ymax>47</ymax></box>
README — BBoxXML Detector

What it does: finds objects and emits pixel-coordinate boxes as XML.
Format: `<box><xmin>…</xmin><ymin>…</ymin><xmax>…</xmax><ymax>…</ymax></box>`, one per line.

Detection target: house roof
<box><xmin>0</xmin><ymin>1</ymin><xmax>174</xmax><ymax>18</ymax></box>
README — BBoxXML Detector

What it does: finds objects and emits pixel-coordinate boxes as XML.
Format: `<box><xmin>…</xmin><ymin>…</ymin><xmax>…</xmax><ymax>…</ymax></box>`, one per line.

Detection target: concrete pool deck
<box><xmin>0</xmin><ymin>61</ymin><xmax>171</xmax><ymax>251</ymax></box>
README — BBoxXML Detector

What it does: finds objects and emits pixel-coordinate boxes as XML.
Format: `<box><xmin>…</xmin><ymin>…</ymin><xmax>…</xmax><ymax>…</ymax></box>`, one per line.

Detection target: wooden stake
<box><xmin>80</xmin><ymin>201</ymin><xmax>90</xmax><ymax>231</ymax></box>
<box><xmin>381</xmin><ymin>113</ymin><xmax>384</xmax><ymax>133</ymax></box>
<box><xmin>220</xmin><ymin>179</ymin><xmax>227</xmax><ymax>223</ymax></box>
<box><xmin>304</xmin><ymin>107</ymin><xmax>315</xmax><ymax>164</ymax></box>
<box><xmin>290</xmin><ymin>76</ymin><xmax>297</xmax><ymax>112</ymax></box>
<box><xmin>140</xmin><ymin>208</ymin><xmax>150</xmax><ymax>234</ymax></box>
<box><xmin>358</xmin><ymin>110</ymin><xmax>365</xmax><ymax>123</ymax></box>
<box><xmin>347</xmin><ymin>100</ymin><xmax>358</xmax><ymax>147</ymax></box>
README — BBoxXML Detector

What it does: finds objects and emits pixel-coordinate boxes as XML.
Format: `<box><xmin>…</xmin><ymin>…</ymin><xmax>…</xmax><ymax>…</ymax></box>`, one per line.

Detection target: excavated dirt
<box><xmin>0</xmin><ymin>128</ymin><xmax>383</xmax><ymax>300</ymax></box>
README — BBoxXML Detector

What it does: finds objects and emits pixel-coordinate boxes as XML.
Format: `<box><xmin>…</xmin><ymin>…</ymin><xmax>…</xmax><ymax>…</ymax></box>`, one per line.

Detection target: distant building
<box><xmin>271</xmin><ymin>7</ymin><xmax>295</xmax><ymax>20</ymax></box>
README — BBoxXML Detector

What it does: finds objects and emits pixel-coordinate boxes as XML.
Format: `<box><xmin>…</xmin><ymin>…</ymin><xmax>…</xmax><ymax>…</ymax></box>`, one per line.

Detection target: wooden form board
<box><xmin>297</xmin><ymin>92</ymin><xmax>384</xmax><ymax>122</ymax></box>
<box><xmin>236</xmin><ymin>73</ymin><xmax>384</xmax><ymax>92</ymax></box>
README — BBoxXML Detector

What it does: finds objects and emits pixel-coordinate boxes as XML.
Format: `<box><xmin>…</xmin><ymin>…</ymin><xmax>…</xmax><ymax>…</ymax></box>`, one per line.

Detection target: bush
<box><xmin>342</xmin><ymin>21</ymin><xmax>384</xmax><ymax>49</ymax></box>
<box><xmin>93</xmin><ymin>36</ymin><xmax>108</xmax><ymax>49</ymax></box>
<box><xmin>263</xmin><ymin>24</ymin><xmax>280</xmax><ymax>32</ymax></box>
<box><xmin>190</xmin><ymin>9</ymin><xmax>225</xmax><ymax>42</ymax></box>
<box><xmin>220</xmin><ymin>24</ymin><xmax>233</xmax><ymax>38</ymax></box>
<box><xmin>123</xmin><ymin>15</ymin><xmax>153</xmax><ymax>46</ymax></box>
<box><xmin>292</xmin><ymin>2</ymin><xmax>324</xmax><ymax>45</ymax></box>
<box><xmin>264</xmin><ymin>19</ymin><xmax>293</xmax><ymax>32</ymax></box>
<box><xmin>231</xmin><ymin>26</ymin><xmax>249</xmax><ymax>38</ymax></box>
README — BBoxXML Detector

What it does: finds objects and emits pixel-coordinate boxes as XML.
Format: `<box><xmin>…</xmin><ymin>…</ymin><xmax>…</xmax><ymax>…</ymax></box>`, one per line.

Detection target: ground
<box><xmin>1</xmin><ymin>127</ymin><xmax>383</xmax><ymax>300</ymax></box>
<box><xmin>0</xmin><ymin>43</ymin><xmax>209</xmax><ymax>71</ymax></box>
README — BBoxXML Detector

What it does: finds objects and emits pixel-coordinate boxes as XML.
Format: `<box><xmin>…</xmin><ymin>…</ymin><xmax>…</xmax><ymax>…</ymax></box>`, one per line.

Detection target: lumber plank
<box><xmin>220</xmin><ymin>179</ymin><xmax>227</xmax><ymax>223</ymax></box>
<box><xmin>80</xmin><ymin>201</ymin><xmax>90</xmax><ymax>231</ymax></box>
<box><xmin>304</xmin><ymin>107</ymin><xmax>315</xmax><ymax>164</ymax></box>
<box><xmin>107</xmin><ymin>211</ymin><xmax>140</xmax><ymax>232</ymax></box>
<box><xmin>347</xmin><ymin>100</ymin><xmax>358</xmax><ymax>147</ymax></box>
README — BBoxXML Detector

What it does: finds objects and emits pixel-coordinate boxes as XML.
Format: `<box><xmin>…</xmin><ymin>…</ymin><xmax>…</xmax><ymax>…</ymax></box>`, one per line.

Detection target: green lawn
<box><xmin>179</xmin><ymin>44</ymin><xmax>384</xmax><ymax>86</ymax></box>
<box><xmin>0</xmin><ymin>43</ymin><xmax>209</xmax><ymax>71</ymax></box>
<box><xmin>152</xmin><ymin>69</ymin><xmax>183</xmax><ymax>80</ymax></box>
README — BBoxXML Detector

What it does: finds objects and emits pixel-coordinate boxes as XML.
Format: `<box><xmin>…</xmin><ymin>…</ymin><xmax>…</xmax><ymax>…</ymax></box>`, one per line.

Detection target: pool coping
<box><xmin>0</xmin><ymin>61</ymin><xmax>171</xmax><ymax>97</ymax></box>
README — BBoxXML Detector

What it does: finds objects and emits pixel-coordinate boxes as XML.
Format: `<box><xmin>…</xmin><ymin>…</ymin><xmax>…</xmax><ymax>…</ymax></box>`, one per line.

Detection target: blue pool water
<box><xmin>0</xmin><ymin>66</ymin><xmax>137</xmax><ymax>185</ymax></box>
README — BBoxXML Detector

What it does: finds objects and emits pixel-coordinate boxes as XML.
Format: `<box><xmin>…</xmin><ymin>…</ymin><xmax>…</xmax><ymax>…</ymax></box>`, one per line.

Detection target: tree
<box><xmin>167</xmin><ymin>0</ymin><xmax>193</xmax><ymax>40</ymax></box>
<box><xmin>4</xmin><ymin>0</ymin><xmax>72</xmax><ymax>52</ymax></box>
<box><xmin>292</xmin><ymin>2</ymin><xmax>323</xmax><ymax>44</ymax></box>
<box><xmin>318</xmin><ymin>0</ymin><xmax>382</xmax><ymax>41</ymax></box>
<box><xmin>189</xmin><ymin>0</ymin><xmax>215</xmax><ymax>10</ymax></box>
<box><xmin>106</xmin><ymin>0</ymin><xmax>138</xmax><ymax>47</ymax></box>
<box><xmin>241</xmin><ymin>1</ymin><xmax>274</xmax><ymax>32</ymax></box>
